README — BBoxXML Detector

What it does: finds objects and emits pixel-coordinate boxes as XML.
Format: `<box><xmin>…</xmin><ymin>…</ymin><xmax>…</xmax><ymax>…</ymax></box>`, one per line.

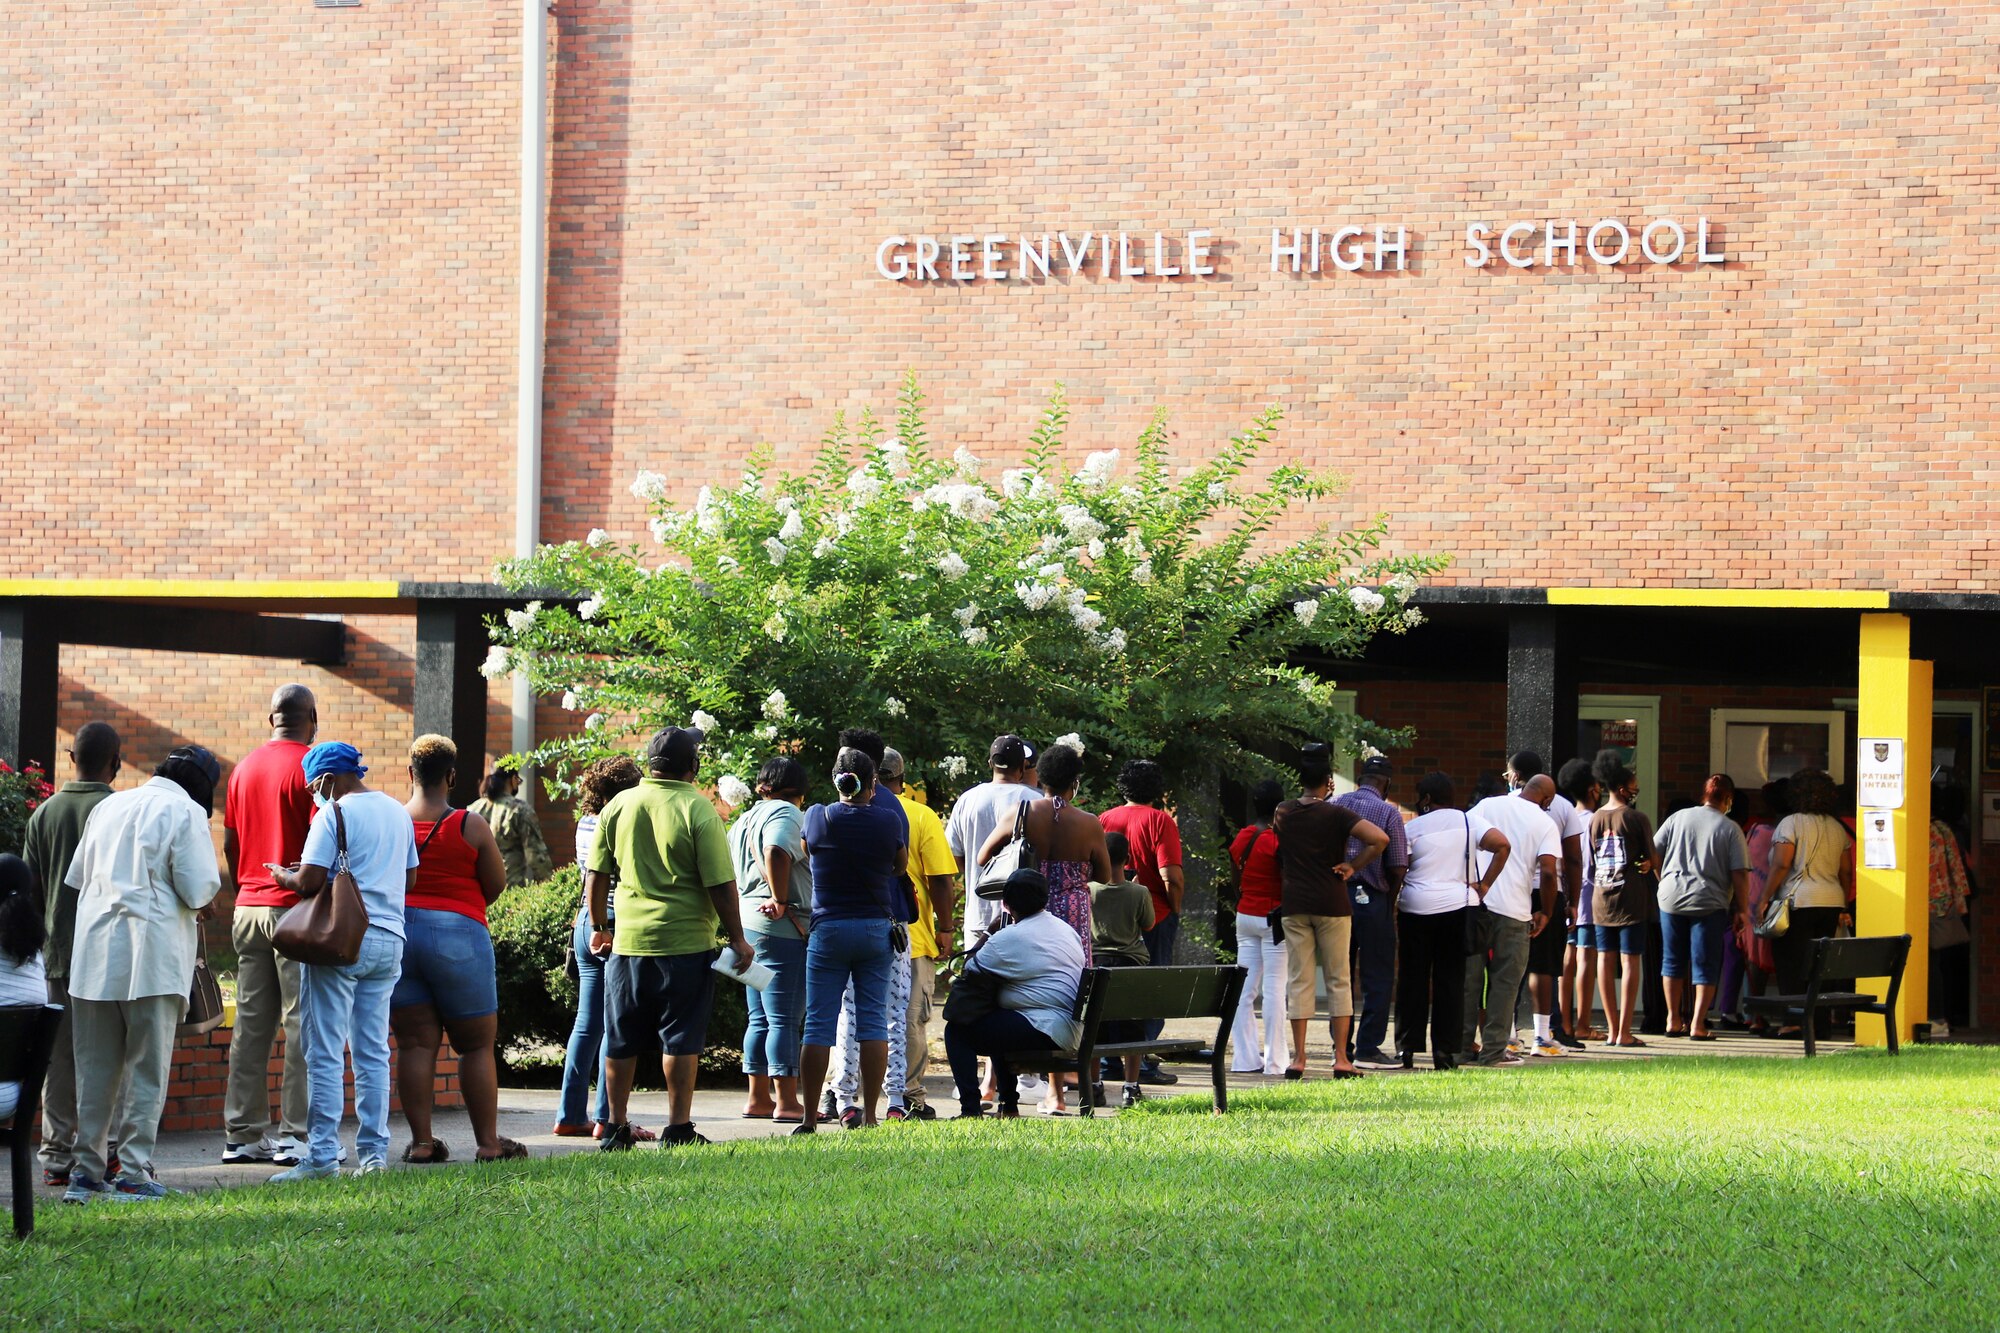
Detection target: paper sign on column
<box><xmin>1856</xmin><ymin>737</ymin><xmax>1905</xmax><ymax>809</ymax></box>
<box><xmin>1861</xmin><ymin>809</ymin><xmax>1897</xmax><ymax>870</ymax></box>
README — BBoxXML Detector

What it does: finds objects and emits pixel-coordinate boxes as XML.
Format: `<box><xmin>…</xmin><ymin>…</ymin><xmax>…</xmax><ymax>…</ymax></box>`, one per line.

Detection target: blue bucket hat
<box><xmin>302</xmin><ymin>741</ymin><xmax>368</xmax><ymax>783</ymax></box>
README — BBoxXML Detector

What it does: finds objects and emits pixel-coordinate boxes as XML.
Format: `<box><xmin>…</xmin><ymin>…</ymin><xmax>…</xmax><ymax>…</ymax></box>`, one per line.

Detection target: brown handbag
<box><xmin>179</xmin><ymin>934</ymin><xmax>227</xmax><ymax>1036</ymax></box>
<box><xmin>273</xmin><ymin>798</ymin><xmax>371</xmax><ymax>967</ymax></box>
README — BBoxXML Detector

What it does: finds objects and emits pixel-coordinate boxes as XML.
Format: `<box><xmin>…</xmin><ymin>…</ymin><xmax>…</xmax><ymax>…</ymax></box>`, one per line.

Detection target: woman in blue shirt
<box><xmin>794</xmin><ymin>748</ymin><xmax>908</xmax><ymax>1132</ymax></box>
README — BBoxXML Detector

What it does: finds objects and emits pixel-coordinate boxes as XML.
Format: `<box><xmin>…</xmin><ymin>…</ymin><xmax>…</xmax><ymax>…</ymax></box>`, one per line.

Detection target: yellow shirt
<box><xmin>898</xmin><ymin>790</ymin><xmax>959</xmax><ymax>958</ymax></box>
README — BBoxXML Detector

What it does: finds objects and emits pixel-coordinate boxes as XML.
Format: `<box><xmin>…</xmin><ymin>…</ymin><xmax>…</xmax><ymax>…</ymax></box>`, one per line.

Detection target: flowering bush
<box><xmin>0</xmin><ymin>759</ymin><xmax>55</xmax><ymax>858</ymax></box>
<box><xmin>489</xmin><ymin>378</ymin><xmax>1444</xmax><ymax>805</ymax></box>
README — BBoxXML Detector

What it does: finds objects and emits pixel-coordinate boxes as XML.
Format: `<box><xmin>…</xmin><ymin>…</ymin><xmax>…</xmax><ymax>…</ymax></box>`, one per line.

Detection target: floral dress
<box><xmin>1040</xmin><ymin>797</ymin><xmax>1095</xmax><ymax>968</ymax></box>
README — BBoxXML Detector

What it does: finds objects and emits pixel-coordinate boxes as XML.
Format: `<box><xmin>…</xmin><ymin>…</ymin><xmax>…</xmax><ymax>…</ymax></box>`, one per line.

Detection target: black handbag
<box><xmin>975</xmin><ymin>800</ymin><xmax>1036</xmax><ymax>900</ymax></box>
<box><xmin>942</xmin><ymin>961</ymin><xmax>1004</xmax><ymax>1024</ymax></box>
<box><xmin>1461</xmin><ymin>812</ymin><xmax>1485</xmax><ymax>956</ymax></box>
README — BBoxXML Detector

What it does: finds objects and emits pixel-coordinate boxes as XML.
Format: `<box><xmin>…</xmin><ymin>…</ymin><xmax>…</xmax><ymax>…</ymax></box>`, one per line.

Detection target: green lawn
<box><xmin>7</xmin><ymin>1049</ymin><xmax>1997</xmax><ymax>1329</ymax></box>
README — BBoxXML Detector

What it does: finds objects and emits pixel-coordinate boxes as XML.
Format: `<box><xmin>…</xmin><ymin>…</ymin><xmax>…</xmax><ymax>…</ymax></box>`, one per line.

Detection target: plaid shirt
<box><xmin>1334</xmin><ymin>785</ymin><xmax>1408</xmax><ymax>895</ymax></box>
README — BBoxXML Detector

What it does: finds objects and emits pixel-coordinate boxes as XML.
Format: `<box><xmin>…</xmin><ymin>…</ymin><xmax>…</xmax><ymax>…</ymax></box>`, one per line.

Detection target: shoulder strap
<box><xmin>418</xmin><ymin>807</ymin><xmax>456</xmax><ymax>854</ymax></box>
<box><xmin>332</xmin><ymin>796</ymin><xmax>349</xmax><ymax>867</ymax></box>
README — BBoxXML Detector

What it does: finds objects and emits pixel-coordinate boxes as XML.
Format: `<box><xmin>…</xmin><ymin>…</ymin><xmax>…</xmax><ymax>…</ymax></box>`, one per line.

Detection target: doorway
<box><xmin>1578</xmin><ymin>694</ymin><xmax>1660</xmax><ymax>823</ymax></box>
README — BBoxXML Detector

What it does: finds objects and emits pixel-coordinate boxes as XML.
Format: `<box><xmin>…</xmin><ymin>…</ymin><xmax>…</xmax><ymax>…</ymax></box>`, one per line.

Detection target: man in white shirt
<box><xmin>943</xmin><ymin>734</ymin><xmax>1039</xmax><ymax>953</ymax></box>
<box><xmin>1463</xmin><ymin>775</ymin><xmax>1560</xmax><ymax>1068</ymax></box>
<box><xmin>1507</xmin><ymin>751</ymin><xmax>1588</xmax><ymax>1055</ymax></box>
<box><xmin>62</xmin><ymin>746</ymin><xmax>224</xmax><ymax>1203</ymax></box>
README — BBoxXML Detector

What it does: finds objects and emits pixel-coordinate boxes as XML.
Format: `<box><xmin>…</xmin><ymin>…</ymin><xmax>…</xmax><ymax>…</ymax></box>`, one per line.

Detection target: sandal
<box><xmin>771</xmin><ymin>1112</ymin><xmax>805</xmax><ymax>1124</ymax></box>
<box><xmin>1332</xmin><ymin>1068</ymin><xmax>1365</xmax><ymax>1080</ymax></box>
<box><xmin>400</xmin><ymin>1138</ymin><xmax>450</xmax><ymax>1165</ymax></box>
<box><xmin>476</xmin><ymin>1137</ymin><xmax>529</xmax><ymax>1163</ymax></box>
<box><xmin>551</xmin><ymin>1122</ymin><xmax>593</xmax><ymax>1138</ymax></box>
<box><xmin>1614</xmin><ymin>1037</ymin><xmax>1648</xmax><ymax>1048</ymax></box>
<box><xmin>1283</xmin><ymin>1065</ymin><xmax>1305</xmax><ymax>1081</ymax></box>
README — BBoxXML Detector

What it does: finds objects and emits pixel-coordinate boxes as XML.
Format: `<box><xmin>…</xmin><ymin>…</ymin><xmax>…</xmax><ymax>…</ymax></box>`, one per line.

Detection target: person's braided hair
<box><xmin>576</xmin><ymin>754</ymin><xmax>644</xmax><ymax>816</ymax></box>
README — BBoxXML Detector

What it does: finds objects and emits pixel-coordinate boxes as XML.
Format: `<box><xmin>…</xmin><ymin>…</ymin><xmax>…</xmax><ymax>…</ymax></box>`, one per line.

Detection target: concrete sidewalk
<box><xmin>3</xmin><ymin>1015</ymin><xmax>1826</xmax><ymax>1207</ymax></box>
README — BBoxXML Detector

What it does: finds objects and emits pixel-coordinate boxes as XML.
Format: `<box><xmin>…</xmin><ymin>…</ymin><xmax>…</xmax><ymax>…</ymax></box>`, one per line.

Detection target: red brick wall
<box><xmin>534</xmin><ymin>1</ymin><xmax>2000</xmax><ymax>594</ymax></box>
<box><xmin>0</xmin><ymin>1</ymin><xmax>524</xmax><ymax>582</ymax></box>
<box><xmin>162</xmin><ymin>1025</ymin><xmax>461</xmax><ymax>1137</ymax></box>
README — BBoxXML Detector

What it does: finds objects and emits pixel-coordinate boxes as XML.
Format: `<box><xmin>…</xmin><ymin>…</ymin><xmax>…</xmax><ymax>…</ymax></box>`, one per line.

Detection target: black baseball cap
<box><xmin>1360</xmin><ymin>754</ymin><xmax>1394</xmax><ymax>779</ymax></box>
<box><xmin>988</xmin><ymin>734</ymin><xmax>1036</xmax><ymax>768</ymax></box>
<box><xmin>645</xmin><ymin>726</ymin><xmax>704</xmax><ymax>774</ymax></box>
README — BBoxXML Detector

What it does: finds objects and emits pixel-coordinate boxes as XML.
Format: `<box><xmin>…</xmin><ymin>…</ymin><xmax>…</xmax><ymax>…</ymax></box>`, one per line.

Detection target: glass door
<box><xmin>1708</xmin><ymin>709</ymin><xmax>1847</xmax><ymax>790</ymax></box>
<box><xmin>1578</xmin><ymin>694</ymin><xmax>1660</xmax><ymax>823</ymax></box>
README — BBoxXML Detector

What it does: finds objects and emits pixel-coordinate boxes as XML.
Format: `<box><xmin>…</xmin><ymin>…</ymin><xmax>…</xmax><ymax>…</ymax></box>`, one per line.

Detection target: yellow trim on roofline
<box><xmin>0</xmin><ymin>579</ymin><xmax>402</xmax><ymax>600</ymax></box>
<box><xmin>1546</xmin><ymin>588</ymin><xmax>1890</xmax><ymax>610</ymax></box>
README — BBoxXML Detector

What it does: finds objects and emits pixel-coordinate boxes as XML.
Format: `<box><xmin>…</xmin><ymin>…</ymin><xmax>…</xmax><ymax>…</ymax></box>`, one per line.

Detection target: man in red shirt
<box><xmin>1098</xmin><ymin>759</ymin><xmax>1185</xmax><ymax>1084</ymax></box>
<box><xmin>220</xmin><ymin>684</ymin><xmax>318</xmax><ymax>1164</ymax></box>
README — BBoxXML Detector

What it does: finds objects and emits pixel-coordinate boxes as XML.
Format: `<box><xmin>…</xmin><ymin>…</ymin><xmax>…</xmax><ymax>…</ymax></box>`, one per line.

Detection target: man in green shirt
<box><xmin>584</xmin><ymin>726</ymin><xmax>750</xmax><ymax>1149</ymax></box>
<box><xmin>470</xmin><ymin>769</ymin><xmax>554</xmax><ymax>888</ymax></box>
<box><xmin>22</xmin><ymin>721</ymin><xmax>120</xmax><ymax>1185</ymax></box>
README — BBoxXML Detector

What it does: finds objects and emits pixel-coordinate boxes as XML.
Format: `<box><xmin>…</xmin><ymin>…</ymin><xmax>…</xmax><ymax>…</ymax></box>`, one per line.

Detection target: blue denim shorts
<box><xmin>390</xmin><ymin>907</ymin><xmax>498</xmax><ymax>1021</ymax></box>
<box><xmin>1593</xmin><ymin>922</ymin><xmax>1645</xmax><ymax>956</ymax></box>
<box><xmin>1659</xmin><ymin>908</ymin><xmax>1729</xmax><ymax>985</ymax></box>
<box><xmin>803</xmin><ymin>916</ymin><xmax>894</xmax><ymax>1048</ymax></box>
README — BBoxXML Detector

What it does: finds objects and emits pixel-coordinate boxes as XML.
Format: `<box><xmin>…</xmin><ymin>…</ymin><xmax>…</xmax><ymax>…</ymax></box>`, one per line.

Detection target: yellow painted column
<box><xmin>1854</xmin><ymin>614</ymin><xmax>1930</xmax><ymax>1045</ymax></box>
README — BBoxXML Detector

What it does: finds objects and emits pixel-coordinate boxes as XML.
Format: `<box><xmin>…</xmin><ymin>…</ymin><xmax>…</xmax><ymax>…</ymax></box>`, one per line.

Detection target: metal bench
<box><xmin>1005</xmin><ymin>964</ymin><xmax>1246</xmax><ymax>1116</ymax></box>
<box><xmin>1</xmin><ymin>1004</ymin><xmax>65</xmax><ymax>1238</ymax></box>
<box><xmin>1742</xmin><ymin>933</ymin><xmax>1912</xmax><ymax>1057</ymax></box>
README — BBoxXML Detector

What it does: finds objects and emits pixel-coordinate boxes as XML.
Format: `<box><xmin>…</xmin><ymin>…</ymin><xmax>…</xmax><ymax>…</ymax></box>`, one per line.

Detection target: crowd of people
<box><xmin>0</xmin><ymin>686</ymin><xmax>1975</xmax><ymax>1202</ymax></box>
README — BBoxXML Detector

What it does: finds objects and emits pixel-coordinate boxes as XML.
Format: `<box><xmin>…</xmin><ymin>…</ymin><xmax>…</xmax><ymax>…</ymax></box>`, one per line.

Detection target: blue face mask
<box><xmin>311</xmin><ymin>782</ymin><xmax>332</xmax><ymax>812</ymax></box>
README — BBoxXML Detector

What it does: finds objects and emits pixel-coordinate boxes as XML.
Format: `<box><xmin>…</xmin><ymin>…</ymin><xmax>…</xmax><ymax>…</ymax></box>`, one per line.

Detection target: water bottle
<box><xmin>1353</xmin><ymin>885</ymin><xmax>1370</xmax><ymax>906</ymax></box>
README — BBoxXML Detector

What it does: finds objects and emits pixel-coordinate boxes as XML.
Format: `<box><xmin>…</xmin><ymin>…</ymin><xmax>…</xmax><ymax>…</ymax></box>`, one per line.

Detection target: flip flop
<box><xmin>476</xmin><ymin>1137</ymin><xmax>529</xmax><ymax>1163</ymax></box>
<box><xmin>1689</xmin><ymin>1033</ymin><xmax>1717</xmax><ymax>1042</ymax></box>
<box><xmin>400</xmin><ymin>1138</ymin><xmax>450</xmax><ymax>1164</ymax></box>
<box><xmin>1283</xmin><ymin>1066</ymin><xmax>1305</xmax><ymax>1081</ymax></box>
<box><xmin>1665</xmin><ymin>1028</ymin><xmax>1690</xmax><ymax>1038</ymax></box>
<box><xmin>1332</xmin><ymin>1068</ymin><xmax>1365</xmax><ymax>1080</ymax></box>
<box><xmin>1615</xmin><ymin>1037</ymin><xmax>1648</xmax><ymax>1048</ymax></box>
<box><xmin>741</xmin><ymin>1111</ymin><xmax>777</xmax><ymax>1120</ymax></box>
<box><xmin>771</xmin><ymin>1113</ymin><xmax>805</xmax><ymax>1124</ymax></box>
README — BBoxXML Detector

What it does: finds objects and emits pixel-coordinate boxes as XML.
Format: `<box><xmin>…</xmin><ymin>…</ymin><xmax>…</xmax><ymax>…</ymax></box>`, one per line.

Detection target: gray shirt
<box><xmin>970</xmin><ymin>909</ymin><xmax>1085</xmax><ymax>1049</ymax></box>
<box><xmin>944</xmin><ymin>779</ymin><xmax>1038</xmax><ymax>947</ymax></box>
<box><xmin>731</xmin><ymin>799</ymin><xmax>813</xmax><ymax>940</ymax></box>
<box><xmin>1653</xmin><ymin>804</ymin><xmax>1748</xmax><ymax>916</ymax></box>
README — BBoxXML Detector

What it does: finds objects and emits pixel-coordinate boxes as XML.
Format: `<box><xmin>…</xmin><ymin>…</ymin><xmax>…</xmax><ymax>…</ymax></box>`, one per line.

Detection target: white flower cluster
<box><xmin>779</xmin><ymin>510</ymin><xmax>805</xmax><ymax>542</ymax></box>
<box><xmin>954</xmin><ymin>604</ymin><xmax>980</xmax><ymax>626</ymax></box>
<box><xmin>878</xmin><ymin>441</ymin><xmax>911</xmax><ymax>477</ymax></box>
<box><xmin>846</xmin><ymin>468</ymin><xmax>885</xmax><ymax>503</ymax></box>
<box><xmin>1293</xmin><ymin>597</ymin><xmax>1321</xmax><ymax>628</ymax></box>
<box><xmin>649</xmin><ymin>515</ymin><xmax>676</xmax><ymax>545</ymax></box>
<box><xmin>1055</xmin><ymin>504</ymin><xmax>1106</xmax><ymax>544</ymax></box>
<box><xmin>1001</xmin><ymin>468</ymin><xmax>1036</xmax><ymax>500</ymax></box>
<box><xmin>1078</xmin><ymin>449</ymin><xmax>1120</xmax><ymax>488</ymax></box>
<box><xmin>585</xmin><ymin>712</ymin><xmax>607</xmax><ymax>733</ymax></box>
<box><xmin>762</xmin><ymin>612</ymin><xmax>788</xmax><ymax>642</ymax></box>
<box><xmin>939</xmin><ymin>755</ymin><xmax>970</xmax><ymax>780</ymax></box>
<box><xmin>1206</xmin><ymin>481</ymin><xmax>1228</xmax><ymax>502</ymax></box>
<box><xmin>717</xmin><ymin>775</ymin><xmax>754</xmax><ymax>809</ymax></box>
<box><xmin>1348</xmin><ymin>586</ymin><xmax>1387</xmax><ymax>615</ymax></box>
<box><xmin>1119</xmin><ymin>530</ymin><xmax>1148</xmax><ymax>559</ymax></box>
<box><xmin>578</xmin><ymin>594</ymin><xmax>604</xmax><ymax>621</ymax></box>
<box><xmin>1401</xmin><ymin>607</ymin><xmax>1426</xmax><ymax>628</ymax></box>
<box><xmin>1097</xmin><ymin>627</ymin><xmax>1128</xmax><ymax>654</ymax></box>
<box><xmin>691</xmin><ymin>709</ymin><xmax>719</xmax><ymax>732</ymax></box>
<box><xmin>952</xmin><ymin>446</ymin><xmax>981</xmax><ymax>477</ymax></box>
<box><xmin>763</xmin><ymin>537</ymin><xmax>788</xmax><ymax>567</ymax></box>
<box><xmin>1054</xmin><ymin>732</ymin><xmax>1085</xmax><ymax>755</ymax></box>
<box><xmin>813</xmin><ymin>536</ymin><xmax>837</xmax><ymax>558</ymax></box>
<box><xmin>1015</xmin><ymin>582</ymin><xmax>1060</xmax><ymax>611</ymax></box>
<box><xmin>762</xmin><ymin>689</ymin><xmax>789</xmax><ymax>721</ymax></box>
<box><xmin>1132</xmin><ymin>560</ymin><xmax>1154</xmax><ymax>585</ymax></box>
<box><xmin>1037</xmin><ymin>562</ymin><xmax>1065</xmax><ymax>581</ymax></box>
<box><xmin>630</xmin><ymin>471</ymin><xmax>668</xmax><ymax>502</ymax></box>
<box><xmin>962</xmin><ymin>626</ymin><xmax>989</xmax><ymax>646</ymax></box>
<box><xmin>885</xmin><ymin>696</ymin><xmax>907</xmax><ymax>718</ymax></box>
<box><xmin>694</xmin><ymin>486</ymin><xmax>725</xmax><ymax>537</ymax></box>
<box><xmin>754</xmin><ymin>722</ymin><xmax>779</xmax><ymax>742</ymax></box>
<box><xmin>586</xmin><ymin>528</ymin><xmax>612</xmax><ymax>549</ymax></box>
<box><xmin>715</xmin><ymin>554</ymin><xmax>740</xmax><ymax>575</ymax></box>
<box><xmin>919</xmin><ymin>482</ymin><xmax>1000</xmax><ymax>523</ymax></box>
<box><xmin>936</xmin><ymin>551</ymin><xmax>970</xmax><ymax>581</ymax></box>
<box><xmin>1384</xmin><ymin>572</ymin><xmax>1419</xmax><ymax>601</ymax></box>
<box><xmin>504</xmin><ymin>601</ymin><xmax>542</xmax><ymax>634</ymax></box>
<box><xmin>561</xmin><ymin>689</ymin><xmax>581</xmax><ymax>711</ymax></box>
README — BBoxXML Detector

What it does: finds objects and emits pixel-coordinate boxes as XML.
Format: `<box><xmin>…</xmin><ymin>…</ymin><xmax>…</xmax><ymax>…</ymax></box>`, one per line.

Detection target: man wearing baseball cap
<box><xmin>1334</xmin><ymin>752</ymin><xmax>1408</xmax><ymax>1068</ymax></box>
<box><xmin>943</xmin><ymin>734</ymin><xmax>1040</xmax><ymax>954</ymax></box>
<box><xmin>585</xmin><ymin>725</ymin><xmax>751</xmax><ymax>1149</ymax></box>
<box><xmin>61</xmin><ymin>745</ymin><xmax>224</xmax><ymax>1202</ymax></box>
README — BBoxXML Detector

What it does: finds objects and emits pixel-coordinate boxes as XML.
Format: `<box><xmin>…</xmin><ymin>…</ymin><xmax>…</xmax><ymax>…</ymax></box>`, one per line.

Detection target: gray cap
<box><xmin>879</xmin><ymin>747</ymin><xmax>905</xmax><ymax>779</ymax></box>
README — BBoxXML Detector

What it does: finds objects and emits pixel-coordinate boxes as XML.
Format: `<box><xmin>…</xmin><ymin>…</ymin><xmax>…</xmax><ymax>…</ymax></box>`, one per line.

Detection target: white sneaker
<box><xmin>273</xmin><ymin>1136</ymin><xmax>346</xmax><ymax>1166</ymax></box>
<box><xmin>223</xmin><ymin>1135</ymin><xmax>284</xmax><ymax>1164</ymax></box>
<box><xmin>1531</xmin><ymin>1037</ymin><xmax>1566</xmax><ymax>1058</ymax></box>
<box><xmin>1017</xmin><ymin>1073</ymin><xmax>1047</xmax><ymax>1095</ymax></box>
<box><xmin>266</xmin><ymin>1160</ymin><xmax>340</xmax><ymax>1184</ymax></box>
<box><xmin>354</xmin><ymin>1157</ymin><xmax>389</xmax><ymax>1177</ymax></box>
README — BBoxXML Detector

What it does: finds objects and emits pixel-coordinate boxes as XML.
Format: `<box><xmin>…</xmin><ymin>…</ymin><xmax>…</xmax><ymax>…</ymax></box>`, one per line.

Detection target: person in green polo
<box><xmin>22</xmin><ymin>720</ymin><xmax>121</xmax><ymax>1186</ymax></box>
<box><xmin>584</xmin><ymin>725</ymin><xmax>750</xmax><ymax>1149</ymax></box>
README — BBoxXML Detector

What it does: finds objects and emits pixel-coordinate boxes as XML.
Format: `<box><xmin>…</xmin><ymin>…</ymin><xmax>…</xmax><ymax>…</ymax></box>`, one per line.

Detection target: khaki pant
<box><xmin>1284</xmin><ymin>913</ymin><xmax>1354</xmax><ymax>1019</ymax></box>
<box><xmin>38</xmin><ymin>974</ymin><xmax>79</xmax><ymax>1173</ymax></box>
<box><xmin>71</xmin><ymin>993</ymin><xmax>181</xmax><ymax>1182</ymax></box>
<box><xmin>905</xmin><ymin>958</ymin><xmax>936</xmax><ymax>1104</ymax></box>
<box><xmin>225</xmin><ymin>904</ymin><xmax>308</xmax><ymax>1142</ymax></box>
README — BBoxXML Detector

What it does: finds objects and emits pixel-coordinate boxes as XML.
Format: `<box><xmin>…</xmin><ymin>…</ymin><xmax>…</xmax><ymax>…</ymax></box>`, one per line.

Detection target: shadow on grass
<box><xmin>8</xmin><ymin>1048</ymin><xmax>1997</xmax><ymax>1330</ymax></box>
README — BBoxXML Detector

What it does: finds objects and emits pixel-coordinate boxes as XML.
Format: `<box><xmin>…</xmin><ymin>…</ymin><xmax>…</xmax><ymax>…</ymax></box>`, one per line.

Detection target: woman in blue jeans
<box><xmin>267</xmin><ymin>742</ymin><xmax>417</xmax><ymax>1182</ymax></box>
<box><xmin>554</xmin><ymin>755</ymin><xmax>646</xmax><ymax>1140</ymax></box>
<box><xmin>731</xmin><ymin>757</ymin><xmax>814</xmax><ymax>1122</ymax></box>
<box><xmin>793</xmin><ymin>748</ymin><xmax>907</xmax><ymax>1133</ymax></box>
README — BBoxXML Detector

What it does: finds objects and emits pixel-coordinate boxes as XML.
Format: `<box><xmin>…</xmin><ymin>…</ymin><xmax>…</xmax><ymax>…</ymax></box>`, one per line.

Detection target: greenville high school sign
<box><xmin>874</xmin><ymin>218</ymin><xmax>1725</xmax><ymax>281</ymax></box>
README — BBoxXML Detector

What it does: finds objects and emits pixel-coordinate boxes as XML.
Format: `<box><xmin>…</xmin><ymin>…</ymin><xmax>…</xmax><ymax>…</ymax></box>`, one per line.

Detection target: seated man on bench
<box><xmin>944</xmin><ymin>869</ymin><xmax>1084</xmax><ymax>1118</ymax></box>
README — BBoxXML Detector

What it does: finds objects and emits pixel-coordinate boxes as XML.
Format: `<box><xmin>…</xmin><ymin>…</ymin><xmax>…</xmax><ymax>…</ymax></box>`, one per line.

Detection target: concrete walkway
<box><xmin>3</xmin><ymin>1017</ymin><xmax>1841</xmax><ymax>1207</ymax></box>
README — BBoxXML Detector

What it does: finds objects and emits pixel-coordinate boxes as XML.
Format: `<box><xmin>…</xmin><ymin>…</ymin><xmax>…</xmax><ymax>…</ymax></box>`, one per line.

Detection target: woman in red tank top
<box><xmin>1226</xmin><ymin>779</ymin><xmax>1291</xmax><ymax>1076</ymax></box>
<box><xmin>391</xmin><ymin>735</ymin><xmax>515</xmax><ymax>1163</ymax></box>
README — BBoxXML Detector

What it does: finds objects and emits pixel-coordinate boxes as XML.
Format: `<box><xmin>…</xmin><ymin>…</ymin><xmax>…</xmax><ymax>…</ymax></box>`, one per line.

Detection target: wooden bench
<box><xmin>1742</xmin><ymin>933</ymin><xmax>1913</xmax><ymax>1057</ymax></box>
<box><xmin>1005</xmin><ymin>965</ymin><xmax>1246</xmax><ymax>1117</ymax></box>
<box><xmin>2</xmin><ymin>1004</ymin><xmax>66</xmax><ymax>1238</ymax></box>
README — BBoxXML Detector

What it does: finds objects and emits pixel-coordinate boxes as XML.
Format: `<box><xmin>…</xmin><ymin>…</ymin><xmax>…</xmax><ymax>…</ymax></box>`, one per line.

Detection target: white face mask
<box><xmin>311</xmin><ymin>782</ymin><xmax>332</xmax><ymax>812</ymax></box>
